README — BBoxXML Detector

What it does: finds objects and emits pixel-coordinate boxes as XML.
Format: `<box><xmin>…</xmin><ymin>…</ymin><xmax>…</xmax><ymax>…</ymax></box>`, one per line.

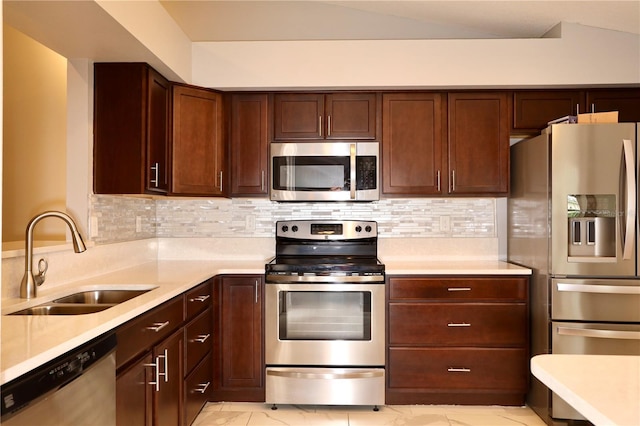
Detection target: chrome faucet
<box><xmin>20</xmin><ymin>211</ymin><xmax>87</xmax><ymax>299</ymax></box>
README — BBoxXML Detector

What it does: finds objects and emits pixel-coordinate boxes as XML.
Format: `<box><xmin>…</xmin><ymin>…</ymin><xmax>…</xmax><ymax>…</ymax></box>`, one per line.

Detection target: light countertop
<box><xmin>531</xmin><ymin>354</ymin><xmax>640</xmax><ymax>426</ymax></box>
<box><xmin>1</xmin><ymin>258</ymin><xmax>529</xmax><ymax>385</ymax></box>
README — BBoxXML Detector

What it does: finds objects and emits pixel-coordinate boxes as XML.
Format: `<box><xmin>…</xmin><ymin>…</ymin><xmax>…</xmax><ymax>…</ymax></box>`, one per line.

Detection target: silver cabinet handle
<box><xmin>448</xmin><ymin>287</ymin><xmax>471</xmax><ymax>292</ymax></box>
<box><xmin>219</xmin><ymin>171</ymin><xmax>223</xmax><ymax>192</ymax></box>
<box><xmin>255</xmin><ymin>280</ymin><xmax>259</xmax><ymax>304</ymax></box>
<box><xmin>557</xmin><ymin>283</ymin><xmax>640</xmax><ymax>295</ymax></box>
<box><xmin>436</xmin><ymin>170</ymin><xmax>441</xmax><ymax>192</ymax></box>
<box><xmin>194</xmin><ymin>333</ymin><xmax>211</xmax><ymax>343</ymax></box>
<box><xmin>448</xmin><ymin>322</ymin><xmax>471</xmax><ymax>327</ymax></box>
<box><xmin>144</xmin><ymin>355</ymin><xmax>163</xmax><ymax>391</ymax></box>
<box><xmin>622</xmin><ymin>139</ymin><xmax>636</xmax><ymax>260</ymax></box>
<box><xmin>267</xmin><ymin>369</ymin><xmax>383</xmax><ymax>380</ymax></box>
<box><xmin>189</xmin><ymin>295</ymin><xmax>210</xmax><ymax>303</ymax></box>
<box><xmin>150</xmin><ymin>162</ymin><xmax>160</xmax><ymax>187</ymax></box>
<box><xmin>448</xmin><ymin>367</ymin><xmax>471</xmax><ymax>373</ymax></box>
<box><xmin>146</xmin><ymin>321</ymin><xmax>170</xmax><ymax>332</ymax></box>
<box><xmin>158</xmin><ymin>349</ymin><xmax>169</xmax><ymax>383</ymax></box>
<box><xmin>261</xmin><ymin>170</ymin><xmax>265</xmax><ymax>191</ymax></box>
<box><xmin>327</xmin><ymin>115</ymin><xmax>331</xmax><ymax>137</ymax></box>
<box><xmin>194</xmin><ymin>382</ymin><xmax>210</xmax><ymax>394</ymax></box>
<box><xmin>557</xmin><ymin>326</ymin><xmax>640</xmax><ymax>340</ymax></box>
<box><xmin>451</xmin><ymin>170</ymin><xmax>456</xmax><ymax>192</ymax></box>
<box><xmin>318</xmin><ymin>116</ymin><xmax>323</xmax><ymax>137</ymax></box>
<box><xmin>350</xmin><ymin>143</ymin><xmax>356</xmax><ymax>200</ymax></box>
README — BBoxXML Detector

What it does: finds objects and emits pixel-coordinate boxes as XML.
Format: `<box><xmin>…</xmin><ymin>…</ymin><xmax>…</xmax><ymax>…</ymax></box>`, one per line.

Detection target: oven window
<box><xmin>273</xmin><ymin>156</ymin><xmax>349</xmax><ymax>191</ymax></box>
<box><xmin>278</xmin><ymin>291</ymin><xmax>371</xmax><ymax>341</ymax></box>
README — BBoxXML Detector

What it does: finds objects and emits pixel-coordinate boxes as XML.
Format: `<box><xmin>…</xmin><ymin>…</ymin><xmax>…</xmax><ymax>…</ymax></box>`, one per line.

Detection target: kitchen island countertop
<box><xmin>1</xmin><ymin>258</ymin><xmax>529</xmax><ymax>385</ymax></box>
<box><xmin>531</xmin><ymin>354</ymin><xmax>640</xmax><ymax>426</ymax></box>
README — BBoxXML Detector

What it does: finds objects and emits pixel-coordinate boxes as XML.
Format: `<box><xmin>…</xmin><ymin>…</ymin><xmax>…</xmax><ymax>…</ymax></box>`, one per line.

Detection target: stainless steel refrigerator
<box><xmin>508</xmin><ymin>123</ymin><xmax>640</xmax><ymax>424</ymax></box>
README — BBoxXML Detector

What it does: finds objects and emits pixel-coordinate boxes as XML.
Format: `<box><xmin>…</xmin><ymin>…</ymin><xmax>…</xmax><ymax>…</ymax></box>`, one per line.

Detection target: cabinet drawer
<box><xmin>389</xmin><ymin>277</ymin><xmax>527</xmax><ymax>301</ymax></box>
<box><xmin>185</xmin><ymin>279</ymin><xmax>212</xmax><ymax>320</ymax></box>
<box><xmin>184</xmin><ymin>353</ymin><xmax>212</xmax><ymax>426</ymax></box>
<box><xmin>116</xmin><ymin>296</ymin><xmax>184</xmax><ymax>370</ymax></box>
<box><xmin>388</xmin><ymin>347</ymin><xmax>527</xmax><ymax>391</ymax></box>
<box><xmin>389</xmin><ymin>303</ymin><xmax>527</xmax><ymax>346</ymax></box>
<box><xmin>185</xmin><ymin>307</ymin><xmax>212</xmax><ymax>374</ymax></box>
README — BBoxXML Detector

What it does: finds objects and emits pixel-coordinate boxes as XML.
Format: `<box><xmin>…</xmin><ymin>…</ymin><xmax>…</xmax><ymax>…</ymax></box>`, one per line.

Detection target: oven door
<box><xmin>265</xmin><ymin>283</ymin><xmax>385</xmax><ymax>366</ymax></box>
<box><xmin>270</xmin><ymin>142</ymin><xmax>379</xmax><ymax>201</ymax></box>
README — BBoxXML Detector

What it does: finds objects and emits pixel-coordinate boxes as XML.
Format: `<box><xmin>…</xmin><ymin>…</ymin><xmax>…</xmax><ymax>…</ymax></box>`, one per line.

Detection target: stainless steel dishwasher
<box><xmin>1</xmin><ymin>333</ymin><xmax>116</xmax><ymax>426</ymax></box>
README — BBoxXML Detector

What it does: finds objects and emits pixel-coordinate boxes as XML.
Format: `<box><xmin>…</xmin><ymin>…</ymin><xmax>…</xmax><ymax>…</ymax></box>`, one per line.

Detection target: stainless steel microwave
<box><xmin>270</xmin><ymin>142</ymin><xmax>379</xmax><ymax>201</ymax></box>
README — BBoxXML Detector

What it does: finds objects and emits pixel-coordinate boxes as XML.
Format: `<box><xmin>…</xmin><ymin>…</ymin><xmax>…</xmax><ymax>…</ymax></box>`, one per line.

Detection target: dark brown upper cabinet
<box><xmin>170</xmin><ymin>84</ymin><xmax>225</xmax><ymax>196</ymax></box>
<box><xmin>230</xmin><ymin>94</ymin><xmax>269</xmax><ymax>196</ymax></box>
<box><xmin>272</xmin><ymin>92</ymin><xmax>379</xmax><ymax>141</ymax></box>
<box><xmin>94</xmin><ymin>63</ymin><xmax>170</xmax><ymax>195</ymax></box>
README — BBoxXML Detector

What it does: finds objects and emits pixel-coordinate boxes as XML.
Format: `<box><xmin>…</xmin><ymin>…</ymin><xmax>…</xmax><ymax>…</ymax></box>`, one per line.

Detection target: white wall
<box><xmin>192</xmin><ymin>23</ymin><xmax>640</xmax><ymax>90</ymax></box>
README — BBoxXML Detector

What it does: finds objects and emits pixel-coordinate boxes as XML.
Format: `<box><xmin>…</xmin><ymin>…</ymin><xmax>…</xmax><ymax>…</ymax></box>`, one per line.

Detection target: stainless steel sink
<box><xmin>53</xmin><ymin>289</ymin><xmax>150</xmax><ymax>304</ymax></box>
<box><xmin>8</xmin><ymin>288</ymin><xmax>155</xmax><ymax>315</ymax></box>
<box><xmin>9</xmin><ymin>304</ymin><xmax>112</xmax><ymax>315</ymax></box>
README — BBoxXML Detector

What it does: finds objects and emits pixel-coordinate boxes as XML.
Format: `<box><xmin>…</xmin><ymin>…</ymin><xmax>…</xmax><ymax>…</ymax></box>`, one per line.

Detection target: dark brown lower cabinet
<box><xmin>211</xmin><ymin>275</ymin><xmax>264</xmax><ymax>402</ymax></box>
<box><xmin>386</xmin><ymin>276</ymin><xmax>529</xmax><ymax>406</ymax></box>
<box><xmin>116</xmin><ymin>353</ymin><xmax>153</xmax><ymax>426</ymax></box>
<box><xmin>116</xmin><ymin>279</ymin><xmax>213</xmax><ymax>426</ymax></box>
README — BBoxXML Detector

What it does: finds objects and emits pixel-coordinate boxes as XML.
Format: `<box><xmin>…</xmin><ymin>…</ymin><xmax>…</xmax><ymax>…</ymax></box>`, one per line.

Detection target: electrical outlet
<box><xmin>440</xmin><ymin>215</ymin><xmax>451</xmax><ymax>233</ymax></box>
<box><xmin>135</xmin><ymin>216</ymin><xmax>142</xmax><ymax>233</ymax></box>
<box><xmin>90</xmin><ymin>216</ymin><xmax>99</xmax><ymax>238</ymax></box>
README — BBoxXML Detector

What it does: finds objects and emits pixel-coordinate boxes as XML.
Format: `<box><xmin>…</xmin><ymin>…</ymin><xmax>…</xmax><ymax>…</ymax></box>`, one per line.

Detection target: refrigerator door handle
<box><xmin>622</xmin><ymin>139</ymin><xmax>635</xmax><ymax>260</ymax></box>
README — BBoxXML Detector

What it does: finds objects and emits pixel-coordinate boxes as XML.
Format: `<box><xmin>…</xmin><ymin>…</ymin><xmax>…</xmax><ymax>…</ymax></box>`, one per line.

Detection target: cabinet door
<box><xmin>512</xmin><ymin>90</ymin><xmax>583</xmax><ymax>134</ymax></box>
<box><xmin>382</xmin><ymin>93</ymin><xmax>444</xmax><ymax>195</ymax></box>
<box><xmin>586</xmin><ymin>88</ymin><xmax>640</xmax><ymax>122</ymax></box>
<box><xmin>325</xmin><ymin>93</ymin><xmax>378</xmax><ymax>140</ymax></box>
<box><xmin>212</xmin><ymin>275</ymin><xmax>264</xmax><ymax>401</ymax></box>
<box><xmin>273</xmin><ymin>93</ymin><xmax>324</xmax><ymax>140</ymax></box>
<box><xmin>230</xmin><ymin>94</ymin><xmax>269</xmax><ymax>196</ymax></box>
<box><xmin>448</xmin><ymin>92</ymin><xmax>509</xmax><ymax>195</ymax></box>
<box><xmin>154</xmin><ymin>329</ymin><xmax>184</xmax><ymax>426</ymax></box>
<box><xmin>146</xmin><ymin>68</ymin><xmax>171</xmax><ymax>194</ymax></box>
<box><xmin>171</xmin><ymin>84</ymin><xmax>224</xmax><ymax>195</ymax></box>
<box><xmin>116</xmin><ymin>353</ymin><xmax>153</xmax><ymax>426</ymax></box>
<box><xmin>94</xmin><ymin>63</ymin><xmax>169</xmax><ymax>195</ymax></box>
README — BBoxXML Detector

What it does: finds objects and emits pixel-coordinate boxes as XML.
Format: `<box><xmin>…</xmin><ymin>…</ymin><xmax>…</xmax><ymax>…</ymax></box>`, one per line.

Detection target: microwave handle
<box><xmin>350</xmin><ymin>144</ymin><xmax>356</xmax><ymax>199</ymax></box>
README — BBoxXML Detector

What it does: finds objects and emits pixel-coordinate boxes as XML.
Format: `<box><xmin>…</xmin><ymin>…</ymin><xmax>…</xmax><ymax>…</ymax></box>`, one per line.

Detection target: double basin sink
<box><xmin>9</xmin><ymin>288</ymin><xmax>155</xmax><ymax>315</ymax></box>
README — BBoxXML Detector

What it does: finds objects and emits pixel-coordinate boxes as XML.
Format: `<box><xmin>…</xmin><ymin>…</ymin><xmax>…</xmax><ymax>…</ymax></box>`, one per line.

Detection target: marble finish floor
<box><xmin>193</xmin><ymin>402</ymin><xmax>547</xmax><ymax>425</ymax></box>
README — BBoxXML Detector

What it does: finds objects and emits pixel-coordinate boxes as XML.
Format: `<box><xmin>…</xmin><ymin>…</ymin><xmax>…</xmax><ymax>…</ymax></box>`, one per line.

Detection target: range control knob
<box><xmin>281</xmin><ymin>225</ymin><xmax>289</xmax><ymax>233</ymax></box>
<box><xmin>291</xmin><ymin>225</ymin><xmax>299</xmax><ymax>232</ymax></box>
<box><xmin>355</xmin><ymin>226</ymin><xmax>362</xmax><ymax>232</ymax></box>
<box><xmin>365</xmin><ymin>225</ymin><xmax>372</xmax><ymax>233</ymax></box>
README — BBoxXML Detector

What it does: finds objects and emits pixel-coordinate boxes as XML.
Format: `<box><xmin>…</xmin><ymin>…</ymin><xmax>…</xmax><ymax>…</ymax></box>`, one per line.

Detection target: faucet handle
<box><xmin>35</xmin><ymin>258</ymin><xmax>48</xmax><ymax>286</ymax></box>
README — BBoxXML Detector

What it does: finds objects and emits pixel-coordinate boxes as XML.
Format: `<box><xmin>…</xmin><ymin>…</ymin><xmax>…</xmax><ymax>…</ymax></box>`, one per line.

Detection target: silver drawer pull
<box><xmin>557</xmin><ymin>283</ymin><xmax>640</xmax><ymax>295</ymax></box>
<box><xmin>558</xmin><ymin>326</ymin><xmax>640</xmax><ymax>340</ymax></box>
<box><xmin>189</xmin><ymin>295</ymin><xmax>210</xmax><ymax>303</ymax></box>
<box><xmin>193</xmin><ymin>333</ymin><xmax>211</xmax><ymax>343</ymax></box>
<box><xmin>158</xmin><ymin>349</ymin><xmax>168</xmax><ymax>383</ymax></box>
<box><xmin>194</xmin><ymin>381</ymin><xmax>211</xmax><ymax>394</ymax></box>
<box><xmin>448</xmin><ymin>287</ymin><xmax>471</xmax><ymax>292</ymax></box>
<box><xmin>448</xmin><ymin>367</ymin><xmax>471</xmax><ymax>373</ymax></box>
<box><xmin>448</xmin><ymin>322</ymin><xmax>471</xmax><ymax>327</ymax></box>
<box><xmin>146</xmin><ymin>321</ymin><xmax>170</xmax><ymax>332</ymax></box>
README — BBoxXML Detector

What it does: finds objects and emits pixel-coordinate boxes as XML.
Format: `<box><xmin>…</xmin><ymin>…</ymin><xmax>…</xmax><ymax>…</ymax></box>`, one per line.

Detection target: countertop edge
<box><xmin>2</xmin><ymin>259</ymin><xmax>530</xmax><ymax>384</ymax></box>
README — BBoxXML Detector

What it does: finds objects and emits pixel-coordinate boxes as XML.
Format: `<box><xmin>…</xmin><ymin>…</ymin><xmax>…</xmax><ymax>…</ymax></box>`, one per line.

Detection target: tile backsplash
<box><xmin>90</xmin><ymin>195</ymin><xmax>496</xmax><ymax>244</ymax></box>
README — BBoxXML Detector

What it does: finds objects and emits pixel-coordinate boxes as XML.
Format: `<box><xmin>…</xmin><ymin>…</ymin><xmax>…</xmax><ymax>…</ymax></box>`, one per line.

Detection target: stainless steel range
<box><xmin>265</xmin><ymin>220</ymin><xmax>385</xmax><ymax>410</ymax></box>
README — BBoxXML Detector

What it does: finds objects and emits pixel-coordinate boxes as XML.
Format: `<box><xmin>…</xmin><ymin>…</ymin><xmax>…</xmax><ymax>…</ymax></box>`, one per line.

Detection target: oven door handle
<box><xmin>267</xmin><ymin>369</ymin><xmax>384</xmax><ymax>380</ymax></box>
<box><xmin>350</xmin><ymin>143</ymin><xmax>356</xmax><ymax>200</ymax></box>
<box><xmin>557</xmin><ymin>326</ymin><xmax>640</xmax><ymax>340</ymax></box>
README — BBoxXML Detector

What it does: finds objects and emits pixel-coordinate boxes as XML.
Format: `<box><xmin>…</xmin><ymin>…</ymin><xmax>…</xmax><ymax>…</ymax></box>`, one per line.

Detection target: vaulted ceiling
<box><xmin>160</xmin><ymin>1</ymin><xmax>640</xmax><ymax>41</ymax></box>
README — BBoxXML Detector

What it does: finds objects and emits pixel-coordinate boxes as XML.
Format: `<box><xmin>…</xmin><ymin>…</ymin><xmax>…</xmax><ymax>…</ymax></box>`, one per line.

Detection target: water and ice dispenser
<box><xmin>567</xmin><ymin>195</ymin><xmax>616</xmax><ymax>259</ymax></box>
